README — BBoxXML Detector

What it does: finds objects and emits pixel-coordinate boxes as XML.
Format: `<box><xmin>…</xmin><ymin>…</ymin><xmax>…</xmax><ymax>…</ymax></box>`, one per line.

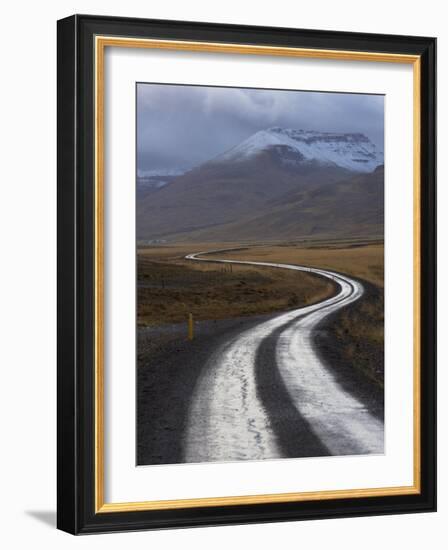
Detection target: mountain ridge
<box><xmin>211</xmin><ymin>127</ymin><xmax>383</xmax><ymax>173</ymax></box>
<box><xmin>136</xmin><ymin>127</ymin><xmax>384</xmax><ymax>242</ymax></box>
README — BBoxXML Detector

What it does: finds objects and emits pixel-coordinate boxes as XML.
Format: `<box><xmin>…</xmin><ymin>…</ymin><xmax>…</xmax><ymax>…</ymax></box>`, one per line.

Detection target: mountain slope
<box><xmin>137</xmin><ymin>169</ymin><xmax>186</xmax><ymax>199</ymax></box>
<box><xmin>137</xmin><ymin>149</ymin><xmax>351</xmax><ymax>239</ymax></box>
<box><xmin>177</xmin><ymin>166</ymin><xmax>384</xmax><ymax>242</ymax></box>
<box><xmin>136</xmin><ymin>128</ymin><xmax>384</xmax><ymax>242</ymax></box>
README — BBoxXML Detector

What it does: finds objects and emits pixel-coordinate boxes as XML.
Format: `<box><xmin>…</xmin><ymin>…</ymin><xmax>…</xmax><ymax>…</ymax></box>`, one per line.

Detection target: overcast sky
<box><xmin>137</xmin><ymin>83</ymin><xmax>384</xmax><ymax>173</ymax></box>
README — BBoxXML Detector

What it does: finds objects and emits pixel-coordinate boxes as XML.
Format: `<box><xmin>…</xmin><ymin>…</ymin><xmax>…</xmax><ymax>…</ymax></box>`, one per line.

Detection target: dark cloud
<box><xmin>137</xmin><ymin>83</ymin><xmax>384</xmax><ymax>173</ymax></box>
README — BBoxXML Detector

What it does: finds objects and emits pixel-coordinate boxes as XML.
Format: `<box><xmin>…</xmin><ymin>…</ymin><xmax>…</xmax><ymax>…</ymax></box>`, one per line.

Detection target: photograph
<box><xmin>55</xmin><ymin>11</ymin><xmax>436</xmax><ymax>535</ymax></box>
<box><xmin>136</xmin><ymin>83</ymin><xmax>385</xmax><ymax>466</ymax></box>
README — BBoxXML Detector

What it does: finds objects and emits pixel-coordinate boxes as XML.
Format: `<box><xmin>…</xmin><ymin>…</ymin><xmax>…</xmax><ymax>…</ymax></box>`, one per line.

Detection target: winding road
<box><xmin>183</xmin><ymin>250</ymin><xmax>384</xmax><ymax>463</ymax></box>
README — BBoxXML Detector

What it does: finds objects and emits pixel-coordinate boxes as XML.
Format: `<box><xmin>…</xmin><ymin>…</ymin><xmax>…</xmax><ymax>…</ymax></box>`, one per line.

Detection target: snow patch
<box><xmin>137</xmin><ymin>168</ymin><xmax>186</xmax><ymax>178</ymax></box>
<box><xmin>137</xmin><ymin>168</ymin><xmax>187</xmax><ymax>190</ymax></box>
<box><xmin>215</xmin><ymin>128</ymin><xmax>383</xmax><ymax>173</ymax></box>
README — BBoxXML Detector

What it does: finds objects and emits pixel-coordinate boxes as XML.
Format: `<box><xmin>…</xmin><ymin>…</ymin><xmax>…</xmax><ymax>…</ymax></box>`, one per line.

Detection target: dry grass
<box><xmin>138</xmin><ymin>241</ymin><xmax>384</xmax><ymax>388</ymax></box>
<box><xmin>137</xmin><ymin>251</ymin><xmax>334</xmax><ymax>326</ymax></box>
<box><xmin>208</xmin><ymin>241</ymin><xmax>384</xmax><ymax>287</ymax></box>
<box><xmin>325</xmin><ymin>286</ymin><xmax>384</xmax><ymax>388</ymax></box>
<box><xmin>138</xmin><ymin>240</ymin><xmax>384</xmax><ymax>387</ymax></box>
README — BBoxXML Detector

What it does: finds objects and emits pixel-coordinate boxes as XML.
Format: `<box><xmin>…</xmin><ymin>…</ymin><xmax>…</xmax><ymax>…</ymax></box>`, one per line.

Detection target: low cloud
<box><xmin>137</xmin><ymin>83</ymin><xmax>384</xmax><ymax>172</ymax></box>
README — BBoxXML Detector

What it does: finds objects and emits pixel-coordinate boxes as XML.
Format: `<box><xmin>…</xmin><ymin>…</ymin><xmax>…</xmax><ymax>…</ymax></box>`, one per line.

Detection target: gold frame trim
<box><xmin>94</xmin><ymin>35</ymin><xmax>422</xmax><ymax>514</ymax></box>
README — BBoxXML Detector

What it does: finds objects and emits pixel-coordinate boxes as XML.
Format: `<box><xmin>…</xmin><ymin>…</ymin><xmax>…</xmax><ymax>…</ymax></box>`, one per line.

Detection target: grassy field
<box><xmin>138</xmin><ymin>240</ymin><xmax>384</xmax><ymax>389</ymax></box>
<box><xmin>137</xmin><ymin>249</ymin><xmax>334</xmax><ymax>326</ymax></box>
<box><xmin>327</xmin><ymin>282</ymin><xmax>384</xmax><ymax>388</ymax></box>
<box><xmin>208</xmin><ymin>240</ymin><xmax>384</xmax><ymax>287</ymax></box>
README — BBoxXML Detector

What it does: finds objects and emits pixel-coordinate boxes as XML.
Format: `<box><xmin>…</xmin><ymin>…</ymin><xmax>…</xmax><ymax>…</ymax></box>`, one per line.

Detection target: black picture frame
<box><xmin>57</xmin><ymin>14</ymin><xmax>436</xmax><ymax>534</ymax></box>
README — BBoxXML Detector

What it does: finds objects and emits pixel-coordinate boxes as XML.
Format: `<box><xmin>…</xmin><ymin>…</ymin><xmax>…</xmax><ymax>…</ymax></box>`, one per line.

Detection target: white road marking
<box><xmin>183</xmin><ymin>250</ymin><xmax>383</xmax><ymax>463</ymax></box>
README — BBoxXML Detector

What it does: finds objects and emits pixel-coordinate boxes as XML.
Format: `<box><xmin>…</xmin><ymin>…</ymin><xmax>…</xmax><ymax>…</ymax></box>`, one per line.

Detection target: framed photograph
<box><xmin>57</xmin><ymin>14</ymin><xmax>436</xmax><ymax>534</ymax></box>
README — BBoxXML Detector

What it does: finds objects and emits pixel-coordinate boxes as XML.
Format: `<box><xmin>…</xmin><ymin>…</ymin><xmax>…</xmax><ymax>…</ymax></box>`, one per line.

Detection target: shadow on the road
<box><xmin>256</xmin><ymin>317</ymin><xmax>331</xmax><ymax>458</ymax></box>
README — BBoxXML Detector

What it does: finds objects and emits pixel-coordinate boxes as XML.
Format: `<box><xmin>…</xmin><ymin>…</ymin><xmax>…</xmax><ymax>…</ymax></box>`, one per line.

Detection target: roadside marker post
<box><xmin>188</xmin><ymin>313</ymin><xmax>194</xmax><ymax>340</ymax></box>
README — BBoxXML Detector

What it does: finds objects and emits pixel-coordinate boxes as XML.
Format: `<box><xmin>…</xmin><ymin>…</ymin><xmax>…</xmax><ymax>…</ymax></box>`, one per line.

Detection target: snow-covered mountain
<box><xmin>137</xmin><ymin>127</ymin><xmax>384</xmax><ymax>241</ymax></box>
<box><xmin>137</xmin><ymin>168</ymin><xmax>186</xmax><ymax>179</ymax></box>
<box><xmin>214</xmin><ymin>127</ymin><xmax>383</xmax><ymax>173</ymax></box>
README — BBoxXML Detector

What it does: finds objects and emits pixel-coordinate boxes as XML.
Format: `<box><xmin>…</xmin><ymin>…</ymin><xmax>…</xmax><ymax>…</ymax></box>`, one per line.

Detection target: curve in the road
<box><xmin>183</xmin><ymin>250</ymin><xmax>384</xmax><ymax>463</ymax></box>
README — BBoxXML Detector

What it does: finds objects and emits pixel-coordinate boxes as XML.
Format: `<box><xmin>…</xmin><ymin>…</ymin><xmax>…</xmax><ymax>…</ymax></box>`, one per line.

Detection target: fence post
<box><xmin>188</xmin><ymin>313</ymin><xmax>194</xmax><ymax>340</ymax></box>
